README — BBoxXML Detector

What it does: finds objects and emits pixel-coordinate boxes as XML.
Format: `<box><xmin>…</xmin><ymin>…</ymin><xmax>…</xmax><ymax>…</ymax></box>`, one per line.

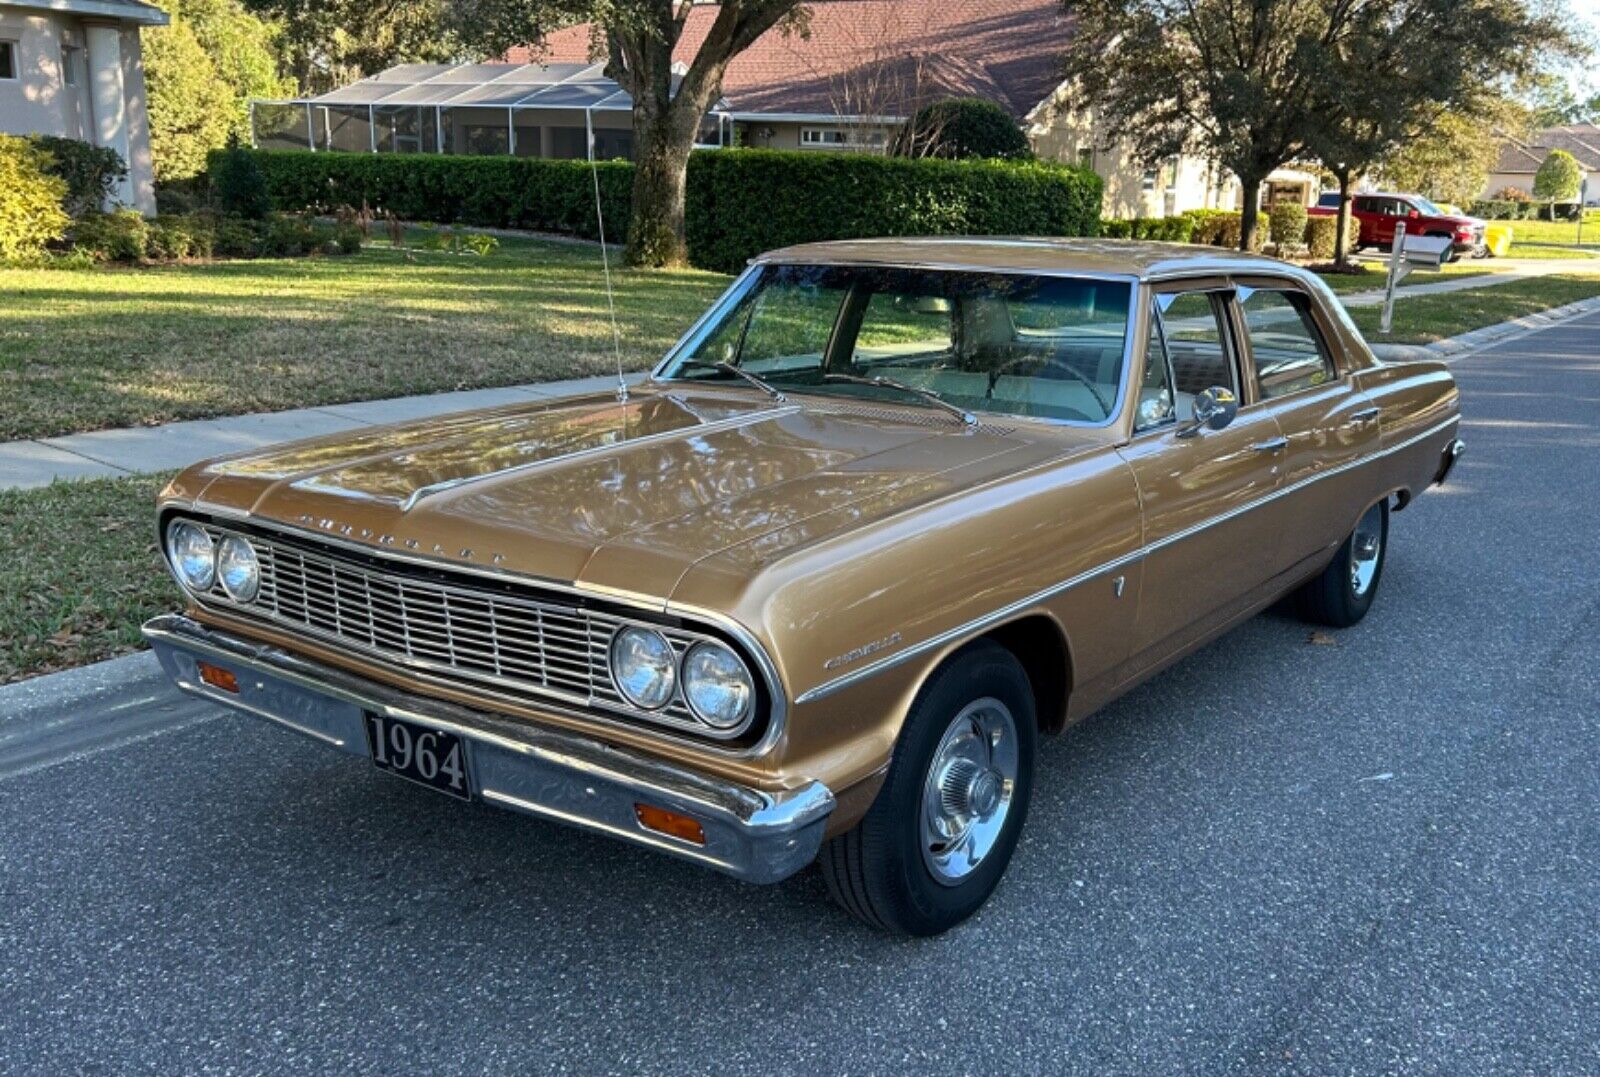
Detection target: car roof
<box><xmin>754</xmin><ymin>237</ymin><xmax>1305</xmax><ymax>281</ymax></box>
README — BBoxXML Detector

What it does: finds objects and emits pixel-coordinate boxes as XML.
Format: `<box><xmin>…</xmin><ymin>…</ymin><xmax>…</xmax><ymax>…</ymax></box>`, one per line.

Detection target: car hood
<box><xmin>181</xmin><ymin>385</ymin><xmax>1099</xmax><ymax>603</ymax></box>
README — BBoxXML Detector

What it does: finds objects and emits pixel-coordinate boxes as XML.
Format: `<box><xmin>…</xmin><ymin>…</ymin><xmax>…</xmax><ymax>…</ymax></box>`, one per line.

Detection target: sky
<box><xmin>1567</xmin><ymin>0</ymin><xmax>1600</xmax><ymax>96</ymax></box>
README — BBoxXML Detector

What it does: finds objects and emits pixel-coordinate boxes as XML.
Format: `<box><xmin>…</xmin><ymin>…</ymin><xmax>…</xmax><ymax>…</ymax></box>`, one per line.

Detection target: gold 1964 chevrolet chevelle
<box><xmin>145</xmin><ymin>238</ymin><xmax>1462</xmax><ymax>935</ymax></box>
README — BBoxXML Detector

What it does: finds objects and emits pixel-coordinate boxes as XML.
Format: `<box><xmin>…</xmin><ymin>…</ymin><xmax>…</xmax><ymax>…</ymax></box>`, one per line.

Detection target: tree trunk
<box><xmin>1238</xmin><ymin>173</ymin><xmax>1265</xmax><ymax>252</ymax></box>
<box><xmin>1334</xmin><ymin>168</ymin><xmax>1354</xmax><ymax>268</ymax></box>
<box><xmin>624</xmin><ymin>95</ymin><xmax>699</xmax><ymax>267</ymax></box>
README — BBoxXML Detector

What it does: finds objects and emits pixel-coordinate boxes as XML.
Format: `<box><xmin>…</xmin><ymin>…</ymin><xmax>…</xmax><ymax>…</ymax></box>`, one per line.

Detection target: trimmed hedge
<box><xmin>228</xmin><ymin>147</ymin><xmax>1103</xmax><ymax>273</ymax></box>
<box><xmin>1181</xmin><ymin>208</ymin><xmax>1270</xmax><ymax>251</ymax></box>
<box><xmin>686</xmin><ymin>150</ymin><xmax>1101</xmax><ymax>273</ymax></box>
<box><xmin>1469</xmin><ymin>198</ymin><xmax>1583</xmax><ymax>221</ymax></box>
<box><xmin>1303</xmin><ymin>215</ymin><xmax>1338</xmax><ymax>260</ymax></box>
<box><xmin>1097</xmin><ymin>216</ymin><xmax>1197</xmax><ymax>243</ymax></box>
<box><xmin>223</xmin><ymin>149</ymin><xmax>634</xmax><ymax>241</ymax></box>
<box><xmin>70</xmin><ymin>209</ymin><xmax>362</xmax><ymax>262</ymax></box>
<box><xmin>1268</xmin><ymin>202</ymin><xmax>1308</xmax><ymax>251</ymax></box>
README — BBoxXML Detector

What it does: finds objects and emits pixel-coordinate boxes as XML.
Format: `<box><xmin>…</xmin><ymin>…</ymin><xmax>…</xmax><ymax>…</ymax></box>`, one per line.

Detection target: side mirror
<box><xmin>1407</xmin><ymin>209</ymin><xmax>1420</xmax><ymax>219</ymax></box>
<box><xmin>1179</xmin><ymin>386</ymin><xmax>1238</xmax><ymax>438</ymax></box>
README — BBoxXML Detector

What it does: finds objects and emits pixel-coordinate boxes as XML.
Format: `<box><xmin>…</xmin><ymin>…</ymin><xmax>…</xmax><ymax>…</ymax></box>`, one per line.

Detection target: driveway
<box><xmin>1</xmin><ymin>314</ymin><xmax>1596</xmax><ymax>1075</ymax></box>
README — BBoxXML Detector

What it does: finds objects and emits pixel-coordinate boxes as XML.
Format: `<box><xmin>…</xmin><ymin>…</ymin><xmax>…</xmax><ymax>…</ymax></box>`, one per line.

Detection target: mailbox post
<box><xmin>1380</xmin><ymin>224</ymin><xmax>1453</xmax><ymax>334</ymax></box>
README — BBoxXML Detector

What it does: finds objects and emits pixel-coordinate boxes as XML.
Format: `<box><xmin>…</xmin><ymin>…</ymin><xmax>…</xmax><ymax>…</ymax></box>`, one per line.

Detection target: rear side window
<box><xmin>1240</xmin><ymin>289</ymin><xmax>1336</xmax><ymax>400</ymax></box>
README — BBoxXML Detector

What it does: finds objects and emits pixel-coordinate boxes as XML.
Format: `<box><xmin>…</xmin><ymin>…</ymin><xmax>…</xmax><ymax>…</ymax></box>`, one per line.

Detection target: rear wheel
<box><xmin>1296</xmin><ymin>499</ymin><xmax>1389</xmax><ymax>627</ymax></box>
<box><xmin>820</xmin><ymin>641</ymin><xmax>1036</xmax><ymax>936</ymax></box>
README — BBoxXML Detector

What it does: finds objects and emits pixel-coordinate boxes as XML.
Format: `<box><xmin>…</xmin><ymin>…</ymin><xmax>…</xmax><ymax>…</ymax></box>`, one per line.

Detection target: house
<box><xmin>0</xmin><ymin>0</ymin><xmax>166</xmax><ymax>213</ymax></box>
<box><xmin>515</xmin><ymin>0</ymin><xmax>1302</xmax><ymax>216</ymax></box>
<box><xmin>1484</xmin><ymin>124</ymin><xmax>1599</xmax><ymax>201</ymax></box>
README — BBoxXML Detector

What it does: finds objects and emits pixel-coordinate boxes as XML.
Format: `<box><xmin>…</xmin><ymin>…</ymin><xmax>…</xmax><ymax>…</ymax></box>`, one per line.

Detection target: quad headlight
<box><xmin>216</xmin><ymin>534</ymin><xmax>260</xmax><ymax>602</ymax></box>
<box><xmin>610</xmin><ymin>626</ymin><xmax>677</xmax><ymax>710</ymax></box>
<box><xmin>167</xmin><ymin>520</ymin><xmax>215</xmax><ymax>592</ymax></box>
<box><xmin>681</xmin><ymin>641</ymin><xmax>754</xmax><ymax>729</ymax></box>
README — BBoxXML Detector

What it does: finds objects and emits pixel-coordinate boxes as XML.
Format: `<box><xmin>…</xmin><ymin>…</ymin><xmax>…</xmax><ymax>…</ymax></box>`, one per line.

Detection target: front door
<box><xmin>1116</xmin><ymin>284</ymin><xmax>1286</xmax><ymax>680</ymax></box>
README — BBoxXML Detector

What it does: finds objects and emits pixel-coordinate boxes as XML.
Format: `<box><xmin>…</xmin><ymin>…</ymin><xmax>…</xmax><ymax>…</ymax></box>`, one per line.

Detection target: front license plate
<box><xmin>364</xmin><ymin>713</ymin><xmax>471</xmax><ymax>801</ymax></box>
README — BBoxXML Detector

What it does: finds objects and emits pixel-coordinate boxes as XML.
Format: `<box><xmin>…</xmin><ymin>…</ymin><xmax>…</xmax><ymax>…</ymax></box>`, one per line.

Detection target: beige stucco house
<box><xmin>0</xmin><ymin>0</ymin><xmax>165</xmax><ymax>213</ymax></box>
<box><xmin>1483</xmin><ymin>125</ymin><xmax>1598</xmax><ymax>201</ymax></box>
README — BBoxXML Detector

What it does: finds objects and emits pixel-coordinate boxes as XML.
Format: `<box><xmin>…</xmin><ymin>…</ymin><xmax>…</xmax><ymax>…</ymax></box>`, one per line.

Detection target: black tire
<box><xmin>820</xmin><ymin>641</ymin><xmax>1037</xmax><ymax>936</ymax></box>
<box><xmin>1296</xmin><ymin>499</ymin><xmax>1389</xmax><ymax>627</ymax></box>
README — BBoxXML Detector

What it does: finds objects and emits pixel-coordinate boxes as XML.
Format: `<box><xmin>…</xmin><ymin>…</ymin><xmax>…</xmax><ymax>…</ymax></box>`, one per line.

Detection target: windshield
<box><xmin>658</xmin><ymin>264</ymin><xmax>1133</xmax><ymax>425</ymax></box>
<box><xmin>1411</xmin><ymin>196</ymin><xmax>1446</xmax><ymax>216</ymax></box>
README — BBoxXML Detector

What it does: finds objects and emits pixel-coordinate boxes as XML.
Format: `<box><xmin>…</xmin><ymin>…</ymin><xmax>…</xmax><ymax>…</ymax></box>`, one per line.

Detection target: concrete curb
<box><xmin>1368</xmin><ymin>294</ymin><xmax>1600</xmax><ymax>363</ymax></box>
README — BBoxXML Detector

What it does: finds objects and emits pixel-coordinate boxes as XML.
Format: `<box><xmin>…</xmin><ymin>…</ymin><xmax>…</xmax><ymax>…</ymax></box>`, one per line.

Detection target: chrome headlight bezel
<box><xmin>216</xmin><ymin>534</ymin><xmax>260</xmax><ymax>602</ymax></box>
<box><xmin>609</xmin><ymin>626</ymin><xmax>678</xmax><ymax>711</ymax></box>
<box><xmin>680</xmin><ymin>640</ymin><xmax>755</xmax><ymax>729</ymax></box>
<box><xmin>166</xmin><ymin>519</ymin><xmax>216</xmax><ymax>592</ymax></box>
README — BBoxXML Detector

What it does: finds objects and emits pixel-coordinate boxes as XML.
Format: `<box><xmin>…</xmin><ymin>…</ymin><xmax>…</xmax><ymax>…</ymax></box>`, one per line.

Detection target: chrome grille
<box><xmin>189</xmin><ymin>525</ymin><xmax>732</xmax><ymax>737</ymax></box>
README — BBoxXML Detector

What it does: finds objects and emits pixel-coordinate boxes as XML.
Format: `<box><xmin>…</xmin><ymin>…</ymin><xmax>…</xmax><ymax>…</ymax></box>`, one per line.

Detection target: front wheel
<box><xmin>1296</xmin><ymin>499</ymin><xmax>1389</xmax><ymax>627</ymax></box>
<box><xmin>820</xmin><ymin>642</ymin><xmax>1036</xmax><ymax>936</ymax></box>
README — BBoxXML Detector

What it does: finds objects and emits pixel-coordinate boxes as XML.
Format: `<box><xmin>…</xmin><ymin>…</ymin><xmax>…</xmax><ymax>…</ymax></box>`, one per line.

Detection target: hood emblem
<box><xmin>292</xmin><ymin>514</ymin><xmax>500</xmax><ymax>568</ymax></box>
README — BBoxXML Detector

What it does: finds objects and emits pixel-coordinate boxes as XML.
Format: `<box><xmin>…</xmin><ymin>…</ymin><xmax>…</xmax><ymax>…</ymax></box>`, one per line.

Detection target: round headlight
<box><xmin>217</xmin><ymin>535</ymin><xmax>260</xmax><ymax>602</ymax></box>
<box><xmin>167</xmin><ymin>521</ymin><xmax>215</xmax><ymax>591</ymax></box>
<box><xmin>681</xmin><ymin>641</ymin><xmax>754</xmax><ymax>729</ymax></box>
<box><xmin>610</xmin><ymin>627</ymin><xmax>676</xmax><ymax>710</ymax></box>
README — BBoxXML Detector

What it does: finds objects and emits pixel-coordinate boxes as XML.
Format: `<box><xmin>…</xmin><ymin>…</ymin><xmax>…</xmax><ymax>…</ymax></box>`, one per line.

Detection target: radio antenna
<box><xmin>586</xmin><ymin>108</ymin><xmax>629</xmax><ymax>404</ymax></box>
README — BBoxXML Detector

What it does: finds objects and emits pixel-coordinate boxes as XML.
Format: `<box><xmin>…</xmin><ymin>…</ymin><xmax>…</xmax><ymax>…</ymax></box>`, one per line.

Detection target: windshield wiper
<box><xmin>820</xmin><ymin>373</ymin><xmax>977</xmax><ymax>427</ymax></box>
<box><xmin>677</xmin><ymin>359</ymin><xmax>788</xmax><ymax>403</ymax></box>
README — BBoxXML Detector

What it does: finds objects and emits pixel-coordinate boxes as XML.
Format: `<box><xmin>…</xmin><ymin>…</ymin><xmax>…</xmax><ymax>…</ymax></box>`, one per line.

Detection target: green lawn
<box><xmin>1348</xmin><ymin>272</ymin><xmax>1600</xmax><ymax>344</ymax></box>
<box><xmin>0</xmin><ymin>233</ymin><xmax>729</xmax><ymax>441</ymax></box>
<box><xmin>1313</xmin><ymin>262</ymin><xmax>1489</xmax><ymax>293</ymax></box>
<box><xmin>1500</xmin><ymin>211</ymin><xmax>1600</xmax><ymax>247</ymax></box>
<box><xmin>0</xmin><ymin>473</ymin><xmax>178</xmax><ymax>684</ymax></box>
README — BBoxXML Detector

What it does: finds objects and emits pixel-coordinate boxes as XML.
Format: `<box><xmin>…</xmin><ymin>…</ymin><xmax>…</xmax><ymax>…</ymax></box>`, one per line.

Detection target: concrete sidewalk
<box><xmin>0</xmin><ymin>372</ymin><xmax>644</xmax><ymax>491</ymax></box>
<box><xmin>0</xmin><ymin>260</ymin><xmax>1590</xmax><ymax>492</ymax></box>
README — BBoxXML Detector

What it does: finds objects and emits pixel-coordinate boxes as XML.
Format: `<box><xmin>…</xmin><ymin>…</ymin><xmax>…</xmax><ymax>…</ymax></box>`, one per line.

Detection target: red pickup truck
<box><xmin>1310</xmin><ymin>192</ymin><xmax>1485</xmax><ymax>260</ymax></box>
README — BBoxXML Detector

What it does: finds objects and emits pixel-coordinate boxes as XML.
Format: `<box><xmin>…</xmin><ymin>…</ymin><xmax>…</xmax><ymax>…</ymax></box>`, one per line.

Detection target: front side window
<box><xmin>667</xmin><ymin>264</ymin><xmax>1134</xmax><ymax>425</ymax></box>
<box><xmin>1135</xmin><ymin>303</ymin><xmax>1177</xmax><ymax>431</ymax></box>
<box><xmin>1240</xmin><ymin>289</ymin><xmax>1336</xmax><ymax>400</ymax></box>
<box><xmin>1153</xmin><ymin>290</ymin><xmax>1237</xmax><ymax>410</ymax></box>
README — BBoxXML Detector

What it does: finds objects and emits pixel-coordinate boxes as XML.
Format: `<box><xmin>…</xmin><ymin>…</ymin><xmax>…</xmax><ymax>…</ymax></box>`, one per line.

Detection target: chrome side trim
<box><xmin>795</xmin><ymin>414</ymin><xmax>1460</xmax><ymax>704</ymax></box>
<box><xmin>143</xmin><ymin>614</ymin><xmax>833</xmax><ymax>884</ymax></box>
<box><xmin>156</xmin><ymin>507</ymin><xmax>791</xmax><ymax>759</ymax></box>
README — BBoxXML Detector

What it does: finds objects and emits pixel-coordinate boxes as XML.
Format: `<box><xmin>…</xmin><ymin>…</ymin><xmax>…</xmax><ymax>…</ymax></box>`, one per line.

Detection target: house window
<box><xmin>1142</xmin><ymin>168</ymin><xmax>1158</xmax><ymax>191</ymax></box>
<box><xmin>800</xmin><ymin>126</ymin><xmax>885</xmax><ymax>150</ymax></box>
<box><xmin>0</xmin><ymin>40</ymin><xmax>18</xmax><ymax>80</ymax></box>
<box><xmin>61</xmin><ymin>44</ymin><xmax>81</xmax><ymax>86</ymax></box>
<box><xmin>1075</xmin><ymin>146</ymin><xmax>1094</xmax><ymax>169</ymax></box>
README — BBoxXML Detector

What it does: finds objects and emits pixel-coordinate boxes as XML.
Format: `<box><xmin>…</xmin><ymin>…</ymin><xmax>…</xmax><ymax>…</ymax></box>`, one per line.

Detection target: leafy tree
<box><xmin>1524</xmin><ymin>72</ymin><xmax>1600</xmax><ymax>127</ymax></box>
<box><xmin>144</xmin><ymin>10</ymin><xmax>236</xmax><ymax>181</ymax></box>
<box><xmin>145</xmin><ymin>0</ymin><xmax>292</xmax><ymax>180</ymax></box>
<box><xmin>1059</xmin><ymin>0</ymin><xmax>1372</xmax><ymax>251</ymax></box>
<box><xmin>1533</xmin><ymin>148</ymin><xmax>1584</xmax><ymax>218</ymax></box>
<box><xmin>243</xmin><ymin>0</ymin><xmax>463</xmax><ymax>92</ymax></box>
<box><xmin>896</xmin><ymin>98</ymin><xmax>1032</xmax><ymax>160</ymax></box>
<box><xmin>1379</xmin><ymin>109</ymin><xmax>1519</xmax><ymax>206</ymax></box>
<box><xmin>454</xmin><ymin>1</ymin><xmax>809</xmax><ymax>267</ymax></box>
<box><xmin>1302</xmin><ymin>0</ymin><xmax>1571</xmax><ymax>265</ymax></box>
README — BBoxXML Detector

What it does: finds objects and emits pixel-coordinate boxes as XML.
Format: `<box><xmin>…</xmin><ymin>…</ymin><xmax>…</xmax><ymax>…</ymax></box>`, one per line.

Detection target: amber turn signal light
<box><xmin>197</xmin><ymin>661</ymin><xmax>240</xmax><ymax>694</ymax></box>
<box><xmin>633</xmin><ymin>803</ymin><xmax>706</xmax><ymax>845</ymax></box>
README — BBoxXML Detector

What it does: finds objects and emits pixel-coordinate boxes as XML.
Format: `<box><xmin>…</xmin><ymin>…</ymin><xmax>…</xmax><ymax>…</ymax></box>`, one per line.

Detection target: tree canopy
<box><xmin>895</xmin><ymin>98</ymin><xmax>1032</xmax><ymax>161</ymax></box>
<box><xmin>1533</xmin><ymin>148</ymin><xmax>1584</xmax><ymax>208</ymax></box>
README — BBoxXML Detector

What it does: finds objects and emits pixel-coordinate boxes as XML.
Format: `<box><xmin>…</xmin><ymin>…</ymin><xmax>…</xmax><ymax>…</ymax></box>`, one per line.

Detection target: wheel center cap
<box><xmin>966</xmin><ymin>768</ymin><xmax>1003</xmax><ymax>818</ymax></box>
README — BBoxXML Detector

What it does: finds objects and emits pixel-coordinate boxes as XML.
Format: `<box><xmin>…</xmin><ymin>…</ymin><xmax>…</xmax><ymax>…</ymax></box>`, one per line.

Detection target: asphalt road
<box><xmin>3</xmin><ymin>314</ymin><xmax>1598</xmax><ymax>1076</ymax></box>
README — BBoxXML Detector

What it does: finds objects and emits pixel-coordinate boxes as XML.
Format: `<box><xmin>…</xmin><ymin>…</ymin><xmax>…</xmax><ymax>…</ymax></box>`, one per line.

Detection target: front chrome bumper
<box><xmin>142</xmin><ymin>614</ymin><xmax>833</xmax><ymax>884</ymax></box>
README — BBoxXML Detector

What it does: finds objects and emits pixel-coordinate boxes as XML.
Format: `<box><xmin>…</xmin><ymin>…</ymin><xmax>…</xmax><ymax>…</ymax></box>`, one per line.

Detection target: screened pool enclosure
<box><xmin>250</xmin><ymin>62</ymin><xmax>731</xmax><ymax>160</ymax></box>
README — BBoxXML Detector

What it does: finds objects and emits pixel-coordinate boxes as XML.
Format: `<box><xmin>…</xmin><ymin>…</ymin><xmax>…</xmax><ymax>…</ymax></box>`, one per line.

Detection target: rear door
<box><xmin>1233</xmin><ymin>279</ymin><xmax>1381</xmax><ymax>571</ymax></box>
<box><xmin>1116</xmin><ymin>281</ymin><xmax>1286</xmax><ymax>679</ymax></box>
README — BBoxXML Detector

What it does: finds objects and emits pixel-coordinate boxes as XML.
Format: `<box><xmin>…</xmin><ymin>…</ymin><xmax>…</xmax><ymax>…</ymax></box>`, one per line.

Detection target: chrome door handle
<box><xmin>1349</xmin><ymin>406</ymin><xmax>1380</xmax><ymax>424</ymax></box>
<box><xmin>1251</xmin><ymin>436</ymin><xmax>1289</xmax><ymax>453</ymax></box>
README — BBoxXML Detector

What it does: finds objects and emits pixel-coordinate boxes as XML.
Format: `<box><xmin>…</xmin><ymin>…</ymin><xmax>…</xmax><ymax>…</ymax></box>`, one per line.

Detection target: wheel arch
<box><xmin>933</xmin><ymin>612</ymin><xmax>1076</xmax><ymax>736</ymax></box>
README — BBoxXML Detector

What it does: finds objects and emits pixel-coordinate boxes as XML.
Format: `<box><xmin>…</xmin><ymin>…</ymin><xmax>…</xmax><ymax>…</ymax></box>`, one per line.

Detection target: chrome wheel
<box><xmin>921</xmin><ymin>697</ymin><xmax>1019</xmax><ymax>885</ymax></box>
<box><xmin>1350</xmin><ymin>502</ymin><xmax>1384</xmax><ymax>597</ymax></box>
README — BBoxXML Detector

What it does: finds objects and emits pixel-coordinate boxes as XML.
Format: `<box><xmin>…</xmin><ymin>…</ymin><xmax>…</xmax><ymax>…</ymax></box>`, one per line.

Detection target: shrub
<box><xmin>1303</xmin><ymin>215</ymin><xmax>1338</xmax><ymax>260</ymax></box>
<box><xmin>1181</xmin><ymin>208</ymin><xmax>1269</xmax><ymax>250</ymax></box>
<box><xmin>147</xmin><ymin>214</ymin><xmax>217</xmax><ymax>259</ymax></box>
<box><xmin>335</xmin><ymin>225</ymin><xmax>363</xmax><ymax>254</ymax></box>
<box><xmin>685</xmin><ymin>150</ymin><xmax>1101</xmax><ymax>273</ymax></box>
<box><xmin>154</xmin><ymin>175</ymin><xmax>210</xmax><ymax>215</ymax></box>
<box><xmin>70</xmin><ymin>209</ymin><xmax>150</xmax><ymax>262</ymax></box>
<box><xmin>0</xmin><ymin>134</ymin><xmax>71</xmax><ymax>259</ymax></box>
<box><xmin>27</xmin><ymin>135</ymin><xmax>126</xmax><ymax>217</ymax></box>
<box><xmin>1269</xmin><ymin>202</ymin><xmax>1308</xmax><ymax>253</ymax></box>
<box><xmin>232</xmin><ymin>148</ymin><xmax>1103</xmax><ymax>274</ymax></box>
<box><xmin>212</xmin><ymin>216</ymin><xmax>263</xmax><ymax>257</ymax></box>
<box><xmin>1495</xmin><ymin>186</ymin><xmax>1530</xmax><ymax>201</ymax></box>
<box><xmin>212</xmin><ymin>140</ymin><xmax>272</xmax><ymax>219</ymax></box>
<box><xmin>1097</xmin><ymin>217</ymin><xmax>1196</xmax><ymax>242</ymax></box>
<box><xmin>895</xmin><ymin>98</ymin><xmax>1033</xmax><ymax>160</ymax></box>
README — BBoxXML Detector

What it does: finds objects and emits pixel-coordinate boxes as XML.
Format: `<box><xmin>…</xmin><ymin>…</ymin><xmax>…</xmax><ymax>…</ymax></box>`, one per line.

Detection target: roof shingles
<box><xmin>508</xmin><ymin>0</ymin><xmax>1072</xmax><ymax>120</ymax></box>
